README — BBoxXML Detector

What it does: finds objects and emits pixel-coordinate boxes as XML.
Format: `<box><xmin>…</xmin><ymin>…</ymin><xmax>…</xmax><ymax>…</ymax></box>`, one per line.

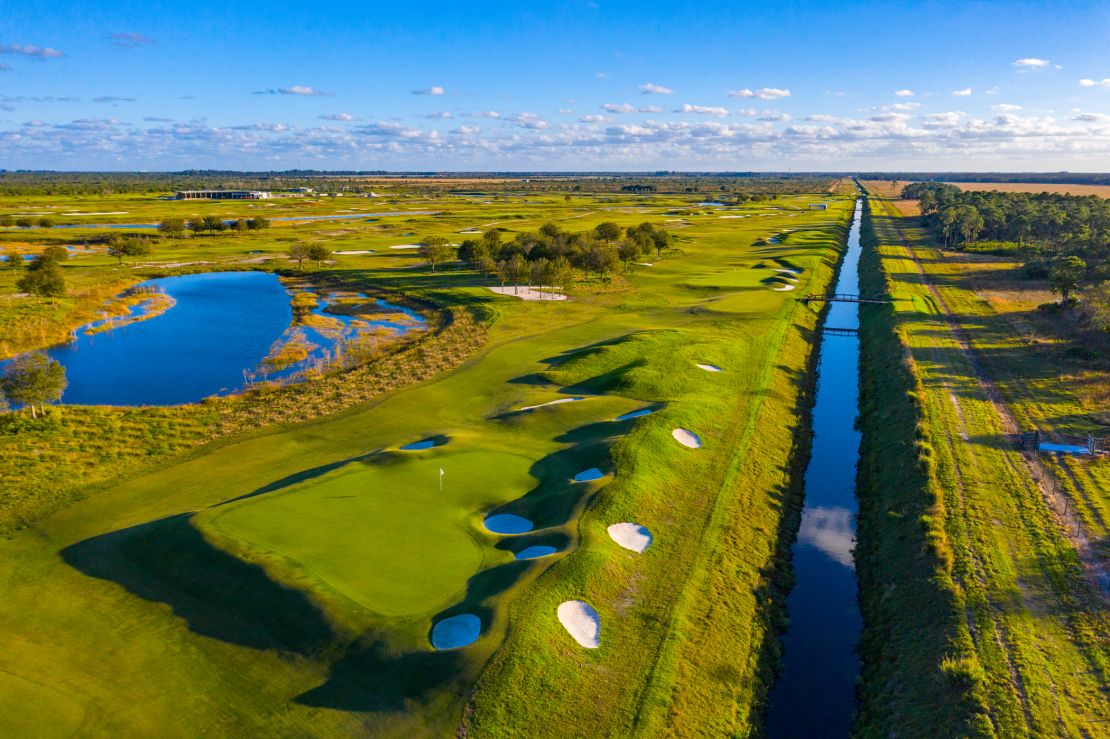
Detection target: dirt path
<box><xmin>880</xmin><ymin>199</ymin><xmax>1110</xmax><ymax>600</ymax></box>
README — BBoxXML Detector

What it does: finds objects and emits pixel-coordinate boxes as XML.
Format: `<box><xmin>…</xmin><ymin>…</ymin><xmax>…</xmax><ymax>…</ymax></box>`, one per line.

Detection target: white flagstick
<box><xmin>439</xmin><ymin>468</ymin><xmax>445</xmax><ymax>491</ymax></box>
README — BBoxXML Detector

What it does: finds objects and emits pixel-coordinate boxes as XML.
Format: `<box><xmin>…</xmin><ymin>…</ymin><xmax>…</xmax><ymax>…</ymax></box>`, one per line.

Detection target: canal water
<box><xmin>765</xmin><ymin>197</ymin><xmax>864</xmax><ymax>737</ymax></box>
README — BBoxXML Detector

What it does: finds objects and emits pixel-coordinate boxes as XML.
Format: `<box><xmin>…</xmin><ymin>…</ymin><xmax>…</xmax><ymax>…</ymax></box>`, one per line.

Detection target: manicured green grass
<box><xmin>0</xmin><ymin>187</ymin><xmax>853</xmax><ymax>735</ymax></box>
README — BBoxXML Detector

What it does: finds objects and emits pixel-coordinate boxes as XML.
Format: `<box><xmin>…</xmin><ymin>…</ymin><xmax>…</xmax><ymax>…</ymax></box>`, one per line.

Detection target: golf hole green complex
<box><xmin>204</xmin><ymin>449</ymin><xmax>536</xmax><ymax>617</ymax></box>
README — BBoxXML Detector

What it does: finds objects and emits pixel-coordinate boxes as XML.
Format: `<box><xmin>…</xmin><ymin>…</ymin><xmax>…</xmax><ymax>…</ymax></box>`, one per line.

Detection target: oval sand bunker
<box><xmin>696</xmin><ymin>363</ymin><xmax>722</xmax><ymax>372</ymax></box>
<box><xmin>607</xmin><ymin>523</ymin><xmax>653</xmax><ymax>553</ymax></box>
<box><xmin>557</xmin><ymin>600</ymin><xmax>601</xmax><ymax>648</ymax></box>
<box><xmin>672</xmin><ymin>428</ymin><xmax>702</xmax><ymax>448</ymax></box>
<box><xmin>431</xmin><ymin>614</ymin><xmax>481</xmax><ymax>649</ymax></box>
<box><xmin>515</xmin><ymin>545</ymin><xmax>558</xmax><ymax>560</ymax></box>
<box><xmin>574</xmin><ymin>468</ymin><xmax>604</xmax><ymax>483</ymax></box>
<box><xmin>484</xmin><ymin>514</ymin><xmax>533</xmax><ymax>534</ymax></box>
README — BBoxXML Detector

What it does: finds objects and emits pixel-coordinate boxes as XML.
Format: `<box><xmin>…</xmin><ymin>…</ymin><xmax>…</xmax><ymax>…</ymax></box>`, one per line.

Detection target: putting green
<box><xmin>205</xmin><ymin>449</ymin><xmax>537</xmax><ymax>616</ymax></box>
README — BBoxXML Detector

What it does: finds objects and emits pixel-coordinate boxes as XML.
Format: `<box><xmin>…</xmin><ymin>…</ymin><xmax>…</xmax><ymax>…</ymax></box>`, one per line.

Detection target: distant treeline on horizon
<box><xmin>858</xmin><ymin>172</ymin><xmax>1110</xmax><ymax>186</ymax></box>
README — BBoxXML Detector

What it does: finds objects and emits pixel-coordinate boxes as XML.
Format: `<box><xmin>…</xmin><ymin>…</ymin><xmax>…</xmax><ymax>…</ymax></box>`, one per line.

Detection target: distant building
<box><xmin>174</xmin><ymin>190</ymin><xmax>272</xmax><ymax>200</ymax></box>
<box><xmin>809</xmin><ymin>203</ymin><xmax>828</xmax><ymax>210</ymax></box>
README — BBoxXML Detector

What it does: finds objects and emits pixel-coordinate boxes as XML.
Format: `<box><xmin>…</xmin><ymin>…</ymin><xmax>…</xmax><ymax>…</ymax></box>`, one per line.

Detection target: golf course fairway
<box><xmin>0</xmin><ymin>188</ymin><xmax>856</xmax><ymax>736</ymax></box>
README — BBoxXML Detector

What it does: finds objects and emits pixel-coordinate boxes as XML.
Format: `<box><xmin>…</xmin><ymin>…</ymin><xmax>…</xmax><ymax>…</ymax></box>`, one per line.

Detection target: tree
<box><xmin>15</xmin><ymin>218</ymin><xmax>33</xmax><ymax>228</ymax></box>
<box><xmin>106</xmin><ymin>236</ymin><xmax>151</xmax><ymax>265</ymax></box>
<box><xmin>158</xmin><ymin>218</ymin><xmax>186</xmax><ymax>236</ymax></box>
<box><xmin>0</xmin><ymin>215</ymin><xmax>12</xmax><ymax>227</ymax></box>
<box><xmin>17</xmin><ymin>261</ymin><xmax>66</xmax><ymax>299</ymax></box>
<box><xmin>307</xmin><ymin>244</ymin><xmax>331</xmax><ymax>267</ymax></box>
<box><xmin>548</xmin><ymin>256</ymin><xmax>575</xmax><ymax>294</ymax></box>
<box><xmin>1087</xmin><ymin>281</ymin><xmax>1110</xmax><ymax>333</ymax></box>
<box><xmin>956</xmin><ymin>205</ymin><xmax>984</xmax><ymax>245</ymax></box>
<box><xmin>248</xmin><ymin>217</ymin><xmax>270</xmax><ymax>230</ymax></box>
<box><xmin>202</xmin><ymin>215</ymin><xmax>226</xmax><ymax>232</ymax></box>
<box><xmin>419</xmin><ymin>236</ymin><xmax>455</xmax><ymax>272</ymax></box>
<box><xmin>232</xmin><ymin>219</ymin><xmax>249</xmax><ymax>233</ymax></box>
<box><xmin>4</xmin><ymin>248</ymin><xmax>23</xmax><ymax>269</ymax></box>
<box><xmin>617</xmin><ymin>238</ymin><xmax>644</xmax><ymax>270</ymax></box>
<box><xmin>289</xmin><ymin>243</ymin><xmax>311</xmax><ymax>269</ymax></box>
<box><xmin>594</xmin><ymin>222</ymin><xmax>621</xmax><ymax>242</ymax></box>
<box><xmin>0</xmin><ymin>352</ymin><xmax>67</xmax><ymax>418</ymax></box>
<box><xmin>1049</xmin><ymin>256</ymin><xmax>1086</xmax><ymax>303</ymax></box>
<box><xmin>39</xmin><ymin>245</ymin><xmax>69</xmax><ymax>264</ymax></box>
<box><xmin>503</xmin><ymin>254</ymin><xmax>528</xmax><ymax>292</ymax></box>
<box><xmin>37</xmin><ymin>217</ymin><xmax>54</xmax><ymax>229</ymax></box>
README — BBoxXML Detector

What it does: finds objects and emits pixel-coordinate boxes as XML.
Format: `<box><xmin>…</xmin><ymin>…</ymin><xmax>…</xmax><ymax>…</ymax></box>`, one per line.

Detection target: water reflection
<box><xmin>796</xmin><ymin>506</ymin><xmax>856</xmax><ymax>569</ymax></box>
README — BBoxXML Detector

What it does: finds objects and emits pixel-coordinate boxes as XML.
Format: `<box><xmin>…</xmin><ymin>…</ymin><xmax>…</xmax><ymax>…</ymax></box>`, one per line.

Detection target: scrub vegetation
<box><xmin>855</xmin><ymin>184</ymin><xmax>1110</xmax><ymax>737</ymax></box>
<box><xmin>0</xmin><ymin>177</ymin><xmax>862</xmax><ymax>735</ymax></box>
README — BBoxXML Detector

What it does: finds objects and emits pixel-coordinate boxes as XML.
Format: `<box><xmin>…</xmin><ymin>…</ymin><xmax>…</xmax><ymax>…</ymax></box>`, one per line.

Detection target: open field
<box><xmin>855</xmin><ymin>186</ymin><xmax>1110</xmax><ymax>736</ymax></box>
<box><xmin>0</xmin><ymin>185</ymin><xmax>855</xmax><ymax>734</ymax></box>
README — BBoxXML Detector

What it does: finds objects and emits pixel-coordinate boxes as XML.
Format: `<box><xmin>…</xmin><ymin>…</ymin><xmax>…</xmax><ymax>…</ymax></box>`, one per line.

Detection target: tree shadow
<box><xmin>61</xmin><ymin>513</ymin><xmax>334</xmax><ymax>655</ymax></box>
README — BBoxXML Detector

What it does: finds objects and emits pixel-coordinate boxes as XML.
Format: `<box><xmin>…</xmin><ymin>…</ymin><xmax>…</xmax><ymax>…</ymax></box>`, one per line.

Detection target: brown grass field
<box><xmin>862</xmin><ymin>178</ymin><xmax>1110</xmax><ymax>199</ymax></box>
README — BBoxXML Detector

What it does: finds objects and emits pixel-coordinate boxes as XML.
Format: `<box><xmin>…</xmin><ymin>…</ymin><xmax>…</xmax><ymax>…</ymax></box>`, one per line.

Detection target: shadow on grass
<box><xmin>61</xmin><ymin>513</ymin><xmax>334</xmax><ymax>655</ymax></box>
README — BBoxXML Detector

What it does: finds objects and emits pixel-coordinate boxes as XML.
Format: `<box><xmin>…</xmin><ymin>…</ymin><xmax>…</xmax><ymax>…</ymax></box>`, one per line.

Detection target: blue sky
<box><xmin>2</xmin><ymin>0</ymin><xmax>1109</xmax><ymax>170</ymax></box>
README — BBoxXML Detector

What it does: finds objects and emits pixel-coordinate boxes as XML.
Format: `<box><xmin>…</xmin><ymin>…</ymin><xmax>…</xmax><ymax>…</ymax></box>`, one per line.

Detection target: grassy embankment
<box><xmin>854</xmin><ymin>191</ymin><xmax>1109</xmax><ymax>737</ymax></box>
<box><xmin>0</xmin><ymin>189</ymin><xmax>853</xmax><ymax>735</ymax></box>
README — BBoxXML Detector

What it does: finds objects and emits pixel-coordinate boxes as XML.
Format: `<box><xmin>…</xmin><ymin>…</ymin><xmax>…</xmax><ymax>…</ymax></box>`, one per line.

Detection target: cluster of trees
<box><xmin>0</xmin><ymin>352</ymin><xmax>67</xmax><ymax>417</ymax></box>
<box><xmin>903</xmin><ymin>183</ymin><xmax>1110</xmax><ymax>298</ymax></box>
<box><xmin>5</xmin><ymin>245</ymin><xmax>68</xmax><ymax>298</ymax></box>
<box><xmin>447</xmin><ymin>220</ymin><xmax>674</xmax><ymax>288</ymax></box>
<box><xmin>0</xmin><ymin>215</ymin><xmax>55</xmax><ymax>228</ymax></box>
<box><xmin>288</xmin><ymin>243</ymin><xmax>332</xmax><ymax>269</ymax></box>
<box><xmin>158</xmin><ymin>216</ymin><xmax>270</xmax><ymax>235</ymax></box>
<box><xmin>106</xmin><ymin>234</ymin><xmax>153</xmax><ymax>265</ymax></box>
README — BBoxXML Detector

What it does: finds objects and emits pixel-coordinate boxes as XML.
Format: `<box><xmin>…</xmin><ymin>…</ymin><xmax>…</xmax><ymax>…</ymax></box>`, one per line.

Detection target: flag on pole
<box><xmin>439</xmin><ymin>468</ymin><xmax>445</xmax><ymax>491</ymax></box>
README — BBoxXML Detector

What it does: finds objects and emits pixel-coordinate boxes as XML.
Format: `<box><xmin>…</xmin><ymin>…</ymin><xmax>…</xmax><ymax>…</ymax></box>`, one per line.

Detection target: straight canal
<box><xmin>765</xmin><ymin>196</ymin><xmax>865</xmax><ymax>737</ymax></box>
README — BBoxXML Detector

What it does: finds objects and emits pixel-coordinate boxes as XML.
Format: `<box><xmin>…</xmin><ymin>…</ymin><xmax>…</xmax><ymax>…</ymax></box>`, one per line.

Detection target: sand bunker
<box><xmin>334</xmin><ymin>249</ymin><xmax>375</xmax><ymax>255</ymax></box>
<box><xmin>614</xmin><ymin>407</ymin><xmax>655</xmax><ymax>421</ymax></box>
<box><xmin>607</xmin><ymin>523</ymin><xmax>653</xmax><ymax>553</ymax></box>
<box><xmin>637</xmin><ymin>262</ymin><xmax>654</xmax><ymax>267</ymax></box>
<box><xmin>776</xmin><ymin>267</ymin><xmax>801</xmax><ymax>275</ymax></box>
<box><xmin>515</xmin><ymin>545</ymin><xmax>558</xmax><ymax>560</ymax></box>
<box><xmin>557</xmin><ymin>600</ymin><xmax>601</xmax><ymax>648</ymax></box>
<box><xmin>672</xmin><ymin>428</ymin><xmax>702</xmax><ymax>448</ymax></box>
<box><xmin>484</xmin><ymin>514</ymin><xmax>534</xmax><ymax>534</ymax></box>
<box><xmin>518</xmin><ymin>397</ymin><xmax>583</xmax><ymax>412</ymax></box>
<box><xmin>389</xmin><ymin>244</ymin><xmax>421</xmax><ymax>249</ymax></box>
<box><xmin>696</xmin><ymin>363</ymin><xmax>722</xmax><ymax>372</ymax></box>
<box><xmin>431</xmin><ymin>614</ymin><xmax>481</xmax><ymax>649</ymax></box>
<box><xmin>487</xmin><ymin>286</ymin><xmax>567</xmax><ymax>301</ymax></box>
<box><xmin>574</xmin><ymin>468</ymin><xmax>604</xmax><ymax>483</ymax></box>
<box><xmin>772</xmin><ymin>283</ymin><xmax>796</xmax><ymax>292</ymax></box>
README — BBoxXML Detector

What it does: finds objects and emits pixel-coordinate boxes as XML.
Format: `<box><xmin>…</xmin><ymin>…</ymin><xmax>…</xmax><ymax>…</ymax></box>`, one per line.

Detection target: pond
<box><xmin>17</xmin><ymin>271</ymin><xmax>424</xmax><ymax>407</ymax></box>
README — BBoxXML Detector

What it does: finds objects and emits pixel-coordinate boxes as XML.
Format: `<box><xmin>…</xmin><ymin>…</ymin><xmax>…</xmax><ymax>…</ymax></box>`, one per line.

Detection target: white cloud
<box><xmin>509</xmin><ymin>112</ymin><xmax>548</xmax><ymax>129</ymax></box>
<box><xmin>1013</xmin><ymin>57</ymin><xmax>1051</xmax><ymax>70</ymax></box>
<box><xmin>992</xmin><ymin>103</ymin><xmax>1022</xmax><ymax>112</ymax></box>
<box><xmin>107</xmin><ymin>32</ymin><xmax>155</xmax><ymax>48</ymax></box>
<box><xmin>580</xmin><ymin>114</ymin><xmax>608</xmax><ymax>123</ymax></box>
<box><xmin>639</xmin><ymin>105</ymin><xmax>662</xmax><ymax>113</ymax></box>
<box><xmin>985</xmin><ymin>86</ymin><xmax>1001</xmax><ymax>95</ymax></box>
<box><xmin>758</xmin><ymin>112</ymin><xmax>791</xmax><ymax>122</ymax></box>
<box><xmin>1072</xmin><ymin>112</ymin><xmax>1110</xmax><ymax>122</ymax></box>
<box><xmin>728</xmin><ymin>88</ymin><xmax>755</xmax><ymax>98</ymax></box>
<box><xmin>424</xmin><ymin>111</ymin><xmax>454</xmax><ymax>119</ymax></box>
<box><xmin>318</xmin><ymin>113</ymin><xmax>356</xmax><ymax>121</ymax></box>
<box><xmin>952</xmin><ymin>88</ymin><xmax>972</xmax><ymax>96</ymax></box>
<box><xmin>895</xmin><ymin>89</ymin><xmax>915</xmax><ymax>97</ymax></box>
<box><xmin>755</xmin><ymin>87</ymin><xmax>790</xmax><ymax>100</ymax></box>
<box><xmin>638</xmin><ymin>82</ymin><xmax>673</xmax><ymax>95</ymax></box>
<box><xmin>922</xmin><ymin>111</ymin><xmax>965</xmax><ymax>127</ymax></box>
<box><xmin>254</xmin><ymin>86</ymin><xmax>332</xmax><ymax>97</ymax></box>
<box><xmin>412</xmin><ymin>86</ymin><xmax>445</xmax><ymax>95</ymax></box>
<box><xmin>558</xmin><ymin>108</ymin><xmax>574</xmax><ymax>115</ymax></box>
<box><xmin>0</xmin><ymin>44</ymin><xmax>63</xmax><ymax>59</ymax></box>
<box><xmin>92</xmin><ymin>96</ymin><xmax>136</xmax><ymax>103</ymax></box>
<box><xmin>601</xmin><ymin>102</ymin><xmax>636</xmax><ymax>114</ymax></box>
<box><xmin>452</xmin><ymin>125</ymin><xmax>480</xmax><ymax>135</ymax></box>
<box><xmin>472</xmin><ymin>111</ymin><xmax>501</xmax><ymax>119</ymax></box>
<box><xmin>676</xmin><ymin>103</ymin><xmax>728</xmax><ymax>116</ymax></box>
<box><xmin>1079</xmin><ymin>78</ymin><xmax>1110</xmax><ymax>88</ymax></box>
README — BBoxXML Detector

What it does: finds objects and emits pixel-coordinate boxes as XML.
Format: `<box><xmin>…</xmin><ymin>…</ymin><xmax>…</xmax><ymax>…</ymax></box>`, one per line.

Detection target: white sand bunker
<box><xmin>515</xmin><ymin>545</ymin><xmax>558</xmax><ymax>560</ymax></box>
<box><xmin>484</xmin><ymin>514</ymin><xmax>533</xmax><ymax>534</ymax></box>
<box><xmin>557</xmin><ymin>600</ymin><xmax>600</xmax><ymax>648</ymax></box>
<box><xmin>431</xmin><ymin>614</ymin><xmax>481</xmax><ymax>649</ymax></box>
<box><xmin>518</xmin><ymin>397</ymin><xmax>583</xmax><ymax>412</ymax></box>
<box><xmin>389</xmin><ymin>244</ymin><xmax>421</xmax><ymax>249</ymax></box>
<box><xmin>607</xmin><ymin>523</ymin><xmax>653</xmax><ymax>553</ymax></box>
<box><xmin>334</xmin><ymin>249</ymin><xmax>375</xmax><ymax>255</ymax></box>
<box><xmin>614</xmin><ymin>407</ymin><xmax>654</xmax><ymax>421</ymax></box>
<box><xmin>573</xmin><ymin>468</ymin><xmax>604</xmax><ymax>483</ymax></box>
<box><xmin>672</xmin><ymin>428</ymin><xmax>702</xmax><ymax>448</ymax></box>
<box><xmin>487</xmin><ymin>286</ymin><xmax>567</xmax><ymax>301</ymax></box>
<box><xmin>696</xmin><ymin>363</ymin><xmax>722</xmax><ymax>372</ymax></box>
<box><xmin>772</xmin><ymin>283</ymin><xmax>796</xmax><ymax>292</ymax></box>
